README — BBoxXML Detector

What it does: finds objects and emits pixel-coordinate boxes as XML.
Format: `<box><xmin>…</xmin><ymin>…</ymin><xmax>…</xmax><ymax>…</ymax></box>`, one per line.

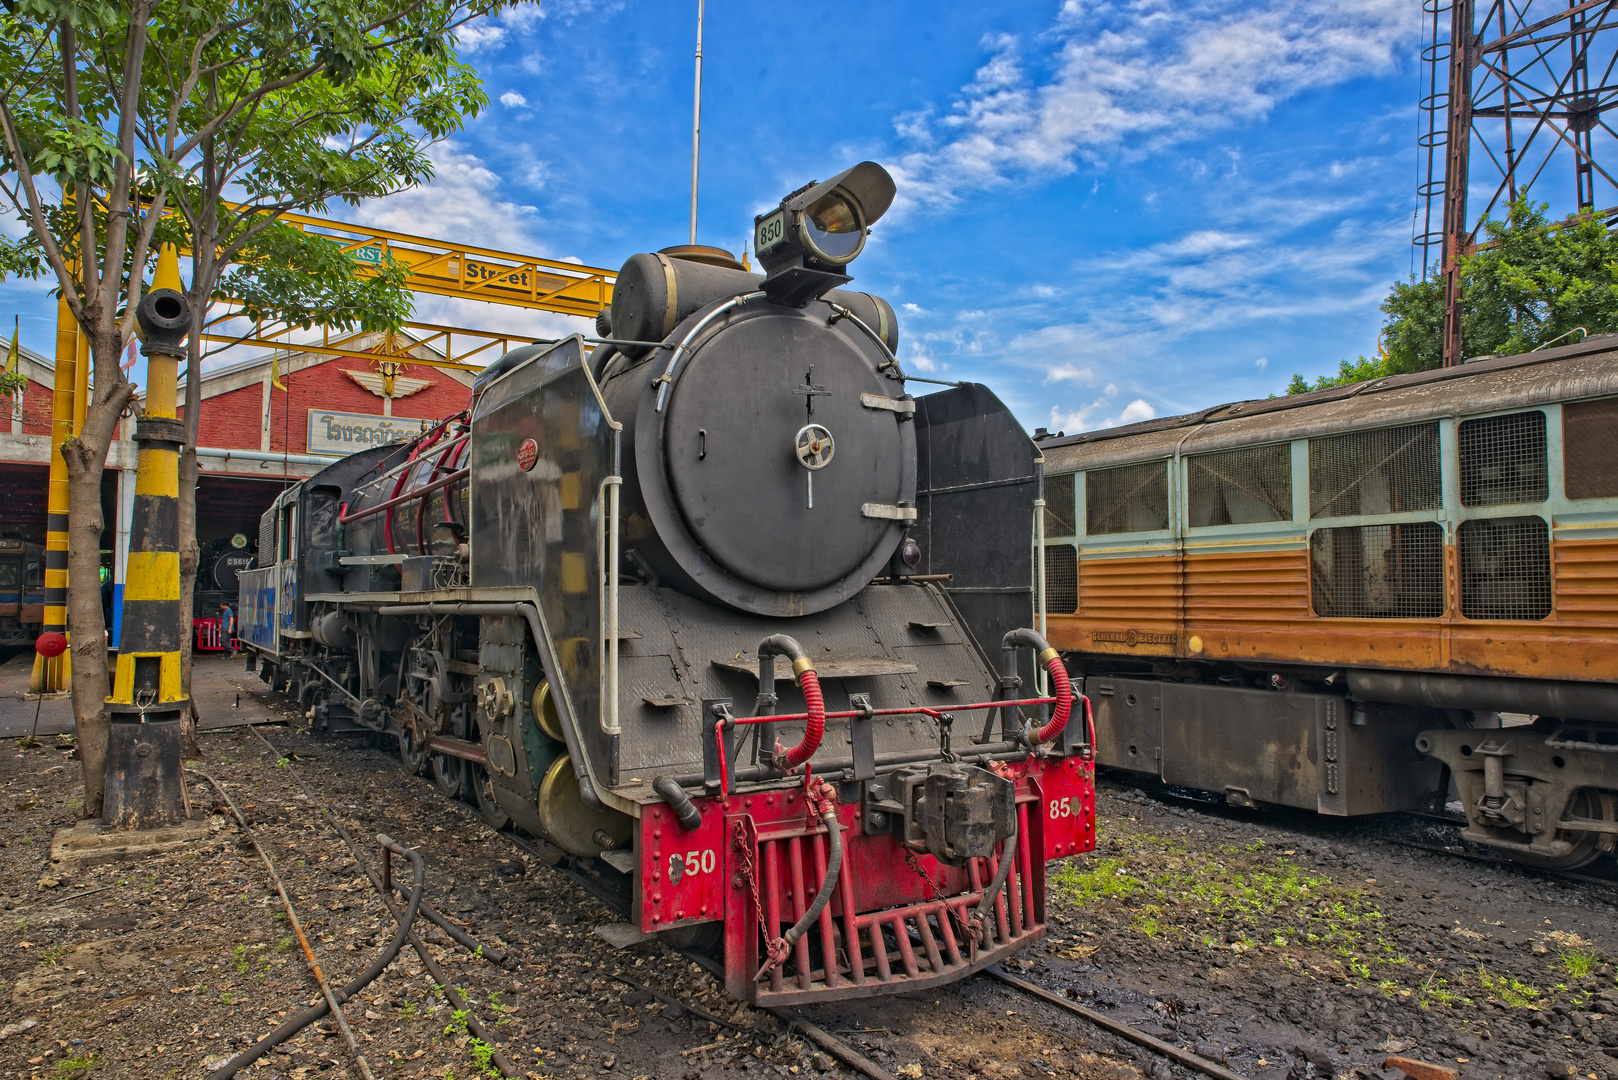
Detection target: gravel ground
<box><xmin>1</xmin><ymin>665</ymin><xmax>1614</xmax><ymax>1080</ymax></box>
<box><xmin>991</xmin><ymin>780</ymin><xmax>1618</xmax><ymax>1080</ymax></box>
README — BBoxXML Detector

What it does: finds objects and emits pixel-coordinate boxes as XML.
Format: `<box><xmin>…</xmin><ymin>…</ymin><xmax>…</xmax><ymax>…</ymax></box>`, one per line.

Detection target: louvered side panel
<box><xmin>1183</xmin><ymin>549</ymin><xmax>1312</xmax><ymax>626</ymax></box>
<box><xmin>1059</xmin><ymin>554</ymin><xmax>1180</xmax><ymax>655</ymax></box>
<box><xmin>1553</xmin><ymin>538</ymin><xmax>1618</xmax><ymax>619</ymax></box>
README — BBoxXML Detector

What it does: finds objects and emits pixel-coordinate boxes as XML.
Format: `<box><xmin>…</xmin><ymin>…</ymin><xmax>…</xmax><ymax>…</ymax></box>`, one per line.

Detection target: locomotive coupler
<box><xmin>873</xmin><ymin>763</ymin><xmax>1015</xmax><ymax>866</ymax></box>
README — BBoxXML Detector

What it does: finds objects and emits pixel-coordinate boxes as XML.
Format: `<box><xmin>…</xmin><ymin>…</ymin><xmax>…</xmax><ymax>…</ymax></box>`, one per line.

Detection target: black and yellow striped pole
<box><xmin>103</xmin><ymin>245</ymin><xmax>192</xmax><ymax>828</ymax></box>
<box><xmin>28</xmin><ymin>294</ymin><xmax>80</xmax><ymax>694</ymax></box>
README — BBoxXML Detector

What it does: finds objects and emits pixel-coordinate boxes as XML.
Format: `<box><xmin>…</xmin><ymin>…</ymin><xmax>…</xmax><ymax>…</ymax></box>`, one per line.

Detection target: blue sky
<box><xmin>0</xmin><ymin>0</ymin><xmax>1487</xmax><ymax>432</ymax></box>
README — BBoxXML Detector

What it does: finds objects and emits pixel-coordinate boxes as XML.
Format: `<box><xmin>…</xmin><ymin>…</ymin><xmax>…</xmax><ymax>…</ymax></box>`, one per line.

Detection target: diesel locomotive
<box><xmin>1036</xmin><ymin>338</ymin><xmax>1618</xmax><ymax>869</ymax></box>
<box><xmin>237</xmin><ymin>162</ymin><xmax>1096</xmax><ymax>1005</ymax></box>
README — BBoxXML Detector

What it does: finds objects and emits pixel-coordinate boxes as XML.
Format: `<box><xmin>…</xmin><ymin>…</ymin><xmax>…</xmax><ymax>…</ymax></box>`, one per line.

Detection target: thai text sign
<box><xmin>307</xmin><ymin>409</ymin><xmax>429</xmax><ymax>457</ymax></box>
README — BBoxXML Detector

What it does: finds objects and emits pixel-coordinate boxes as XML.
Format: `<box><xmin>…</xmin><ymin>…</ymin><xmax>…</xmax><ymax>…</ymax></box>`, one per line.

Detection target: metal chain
<box><xmin>902</xmin><ymin>847</ymin><xmax>945</xmax><ymax>902</ymax></box>
<box><xmin>731</xmin><ymin>819</ymin><xmax>765</xmax><ymax>937</ymax></box>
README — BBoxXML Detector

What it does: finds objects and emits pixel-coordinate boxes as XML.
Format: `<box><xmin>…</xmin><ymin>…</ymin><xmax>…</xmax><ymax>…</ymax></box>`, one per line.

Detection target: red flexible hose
<box><xmin>1034</xmin><ymin>651</ymin><xmax>1072</xmax><ymax>744</ymax></box>
<box><xmin>780</xmin><ymin>668</ymin><xmax>825</xmax><ymax>769</ymax></box>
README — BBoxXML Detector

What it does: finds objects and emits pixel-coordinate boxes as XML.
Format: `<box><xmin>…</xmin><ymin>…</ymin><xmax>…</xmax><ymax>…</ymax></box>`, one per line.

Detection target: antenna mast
<box><xmin>689</xmin><ymin>0</ymin><xmax>704</xmax><ymax>245</ymax></box>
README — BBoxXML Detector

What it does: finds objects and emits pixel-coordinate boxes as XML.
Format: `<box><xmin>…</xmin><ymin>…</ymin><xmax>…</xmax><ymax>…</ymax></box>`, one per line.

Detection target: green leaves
<box><xmin>1290</xmin><ymin>195</ymin><xmax>1618</xmax><ymax>393</ymax></box>
<box><xmin>217</xmin><ymin>222</ymin><xmax>414</xmax><ymax>334</ymax></box>
<box><xmin>1</xmin><ymin>0</ymin><xmax>508</xmax><ymax>333</ymax></box>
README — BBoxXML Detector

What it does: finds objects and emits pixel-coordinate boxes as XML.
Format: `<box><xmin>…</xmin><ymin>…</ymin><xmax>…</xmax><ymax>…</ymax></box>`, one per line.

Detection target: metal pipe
<box><xmin>654</xmin><ymin>775</ymin><xmax>703</xmax><ymax>831</ymax></box>
<box><xmin>662</xmin><ymin>741</ymin><xmax>1022</xmax><ymax>790</ymax></box>
<box><xmin>1347</xmin><ymin>668</ymin><xmax>1618</xmax><ymax>722</ymax></box>
<box><xmin>339</xmin><ymin>466</ymin><xmax>469</xmax><ymax>525</ymax></box>
<box><xmin>689</xmin><ymin>0</ymin><xmax>704</xmax><ymax>245</ymax></box>
<box><xmin>195</xmin><ymin>446</ymin><xmax>337</xmax><ymax>466</ymax></box>
<box><xmin>654</xmin><ymin>291</ymin><xmax>764</xmax><ymax>411</ymax></box>
<box><xmin>386</xmin><ymin>602</ymin><xmax>601</xmax><ymax>808</ymax></box>
<box><xmin>350</xmin><ymin>433</ymin><xmax>468</xmax><ymax>494</ymax></box>
<box><xmin>1033</xmin><ymin>456</ymin><xmax>1047</xmax><ymax>694</ymax></box>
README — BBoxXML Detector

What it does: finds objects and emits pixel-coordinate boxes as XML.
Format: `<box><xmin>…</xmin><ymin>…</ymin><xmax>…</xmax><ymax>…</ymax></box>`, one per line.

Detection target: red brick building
<box><xmin>0</xmin><ymin>330</ymin><xmax>476</xmax><ymax>647</ymax></box>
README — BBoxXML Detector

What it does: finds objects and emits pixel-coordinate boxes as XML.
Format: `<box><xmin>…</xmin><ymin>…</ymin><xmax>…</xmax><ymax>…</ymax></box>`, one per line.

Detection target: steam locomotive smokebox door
<box><xmin>622</xmin><ymin>298</ymin><xmax>916</xmax><ymax>616</ymax></box>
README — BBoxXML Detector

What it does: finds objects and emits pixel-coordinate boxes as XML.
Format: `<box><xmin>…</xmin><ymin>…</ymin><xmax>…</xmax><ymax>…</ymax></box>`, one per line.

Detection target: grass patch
<box><xmin>1051</xmin><ymin>856</ymin><xmax>1142</xmax><ymax>903</ymax></box>
<box><xmin>1559</xmin><ymin>947</ymin><xmax>1600</xmax><ymax>980</ymax></box>
<box><xmin>1478</xmin><ymin>966</ymin><xmax>1541</xmax><ymax>1008</ymax></box>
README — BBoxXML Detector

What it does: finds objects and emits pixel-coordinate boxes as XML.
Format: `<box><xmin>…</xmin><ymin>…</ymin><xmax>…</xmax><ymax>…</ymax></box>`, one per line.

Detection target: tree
<box><xmin>0</xmin><ymin>0</ymin><xmax>498</xmax><ymax>816</ymax></box>
<box><xmin>1288</xmin><ymin>196</ymin><xmax>1618</xmax><ymax>393</ymax></box>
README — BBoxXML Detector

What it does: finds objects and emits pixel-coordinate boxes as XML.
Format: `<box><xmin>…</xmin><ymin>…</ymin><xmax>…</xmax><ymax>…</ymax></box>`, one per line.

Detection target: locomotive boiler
<box><xmin>237</xmin><ymin>162</ymin><xmax>1096</xmax><ymax>1005</ymax></box>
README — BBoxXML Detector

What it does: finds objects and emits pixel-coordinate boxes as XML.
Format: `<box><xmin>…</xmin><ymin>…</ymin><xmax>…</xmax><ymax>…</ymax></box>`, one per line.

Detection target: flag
<box><xmin>271</xmin><ymin>349</ymin><xmax>286</xmax><ymax>391</ymax></box>
<box><xmin>5</xmin><ymin>317</ymin><xmax>17</xmax><ymax>420</ymax></box>
<box><xmin>119</xmin><ymin>333</ymin><xmax>138</xmax><ymax>372</ymax></box>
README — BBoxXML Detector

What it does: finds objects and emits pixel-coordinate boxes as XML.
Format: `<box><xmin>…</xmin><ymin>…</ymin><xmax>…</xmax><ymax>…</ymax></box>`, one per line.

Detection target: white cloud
<box><xmin>1116</xmin><ymin>399</ymin><xmax>1155</xmax><ymax>425</ymax></box>
<box><xmin>499</xmin><ymin>91</ymin><xmax>528</xmax><ymax>108</ymax></box>
<box><xmin>887</xmin><ymin>0</ymin><xmax>1413</xmax><ymax>214</ymax></box>
<box><xmin>355</xmin><ymin>142</ymin><xmax>541</xmax><ymax>250</ymax></box>
<box><xmin>1045</xmin><ymin>362</ymin><xmax>1094</xmax><ymax>383</ymax></box>
<box><xmin>456</xmin><ymin>22</ymin><xmax>507</xmax><ymax>52</ymax></box>
<box><xmin>1254</xmin><ymin>356</ymin><xmax>1269</xmax><ymax>370</ymax></box>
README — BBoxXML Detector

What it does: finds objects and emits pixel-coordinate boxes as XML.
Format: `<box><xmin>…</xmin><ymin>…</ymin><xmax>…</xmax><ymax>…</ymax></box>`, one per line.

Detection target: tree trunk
<box><xmin>63</xmin><ymin>438</ymin><xmax>110</xmax><ymax>816</ymax></box>
<box><xmin>62</xmin><ymin>358</ymin><xmax>133</xmax><ymax>819</ymax></box>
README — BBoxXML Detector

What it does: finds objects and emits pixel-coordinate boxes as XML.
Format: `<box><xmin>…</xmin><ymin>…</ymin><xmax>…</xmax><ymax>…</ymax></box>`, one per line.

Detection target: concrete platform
<box><xmin>0</xmin><ymin>651</ymin><xmax>294</xmax><ymax>738</ymax></box>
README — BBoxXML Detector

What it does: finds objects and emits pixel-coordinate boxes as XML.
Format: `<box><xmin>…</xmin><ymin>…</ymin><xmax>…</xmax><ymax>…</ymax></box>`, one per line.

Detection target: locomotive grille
<box><xmin>1563</xmin><ymin>396</ymin><xmax>1618</xmax><ymax>500</ymax></box>
<box><xmin>1043</xmin><ymin>544</ymin><xmax>1078</xmax><ymax>615</ymax></box>
<box><xmin>1187</xmin><ymin>443</ymin><xmax>1293</xmax><ymax>526</ymax></box>
<box><xmin>1458</xmin><ymin>516</ymin><xmax>1552</xmax><ymax>620</ymax></box>
<box><xmin>1309</xmin><ymin>422</ymin><xmax>1441</xmax><ymax>518</ymax></box>
<box><xmin>258</xmin><ymin>512</ymin><xmax>276</xmax><ymax>568</ymax></box>
<box><xmin>1309</xmin><ymin>522</ymin><xmax>1445</xmax><ymax>618</ymax></box>
<box><xmin>1459</xmin><ymin>411</ymin><xmax>1547</xmax><ymax>507</ymax></box>
<box><xmin>1085</xmin><ymin>460</ymin><xmax>1169</xmax><ymax>535</ymax></box>
<box><xmin>1043</xmin><ymin>473</ymin><xmax>1076</xmax><ymax>537</ymax></box>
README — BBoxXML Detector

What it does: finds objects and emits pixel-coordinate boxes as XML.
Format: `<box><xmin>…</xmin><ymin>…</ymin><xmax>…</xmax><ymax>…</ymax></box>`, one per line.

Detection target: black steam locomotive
<box><xmin>237</xmin><ymin>163</ymin><xmax>1095</xmax><ymax>1005</ymax></box>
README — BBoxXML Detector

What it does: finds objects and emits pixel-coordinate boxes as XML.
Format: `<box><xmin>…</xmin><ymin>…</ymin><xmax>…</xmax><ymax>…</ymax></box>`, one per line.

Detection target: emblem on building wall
<box><xmin>345</xmin><ymin>367</ymin><xmax>431</xmax><ymax>399</ymax></box>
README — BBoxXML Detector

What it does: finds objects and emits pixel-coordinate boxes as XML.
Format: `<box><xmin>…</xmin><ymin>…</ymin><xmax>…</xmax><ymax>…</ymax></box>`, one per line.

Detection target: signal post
<box><xmin>101</xmin><ymin>246</ymin><xmax>192</xmax><ymax>828</ymax></box>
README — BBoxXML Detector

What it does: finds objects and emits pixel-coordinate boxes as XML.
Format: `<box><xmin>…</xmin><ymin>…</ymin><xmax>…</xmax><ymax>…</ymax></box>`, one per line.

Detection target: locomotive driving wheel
<box><xmin>432</xmin><ymin>703</ymin><xmax>470</xmax><ymax>797</ymax></box>
<box><xmin>1513</xmin><ymin>789</ymin><xmax>1617</xmax><ymax>870</ymax></box>
<box><xmin>472</xmin><ymin>765</ymin><xmax>510</xmax><ymax>830</ymax></box>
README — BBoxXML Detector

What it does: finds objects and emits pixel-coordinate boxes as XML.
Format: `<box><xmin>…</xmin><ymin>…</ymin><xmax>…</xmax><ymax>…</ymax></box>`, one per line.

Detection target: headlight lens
<box><xmin>801</xmin><ymin>192</ymin><xmax>864</xmax><ymax>262</ymax></box>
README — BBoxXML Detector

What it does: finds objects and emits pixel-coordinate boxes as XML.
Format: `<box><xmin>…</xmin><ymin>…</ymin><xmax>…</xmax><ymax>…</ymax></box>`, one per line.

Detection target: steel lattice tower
<box><xmin>1416</xmin><ymin>0</ymin><xmax>1618</xmax><ymax>366</ymax></box>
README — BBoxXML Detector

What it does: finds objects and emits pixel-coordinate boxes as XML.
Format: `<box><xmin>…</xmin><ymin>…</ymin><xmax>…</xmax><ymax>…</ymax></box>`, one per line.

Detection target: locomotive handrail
<box><xmin>338</xmin><ymin>467</ymin><xmax>470</xmax><ymax>525</ymax></box>
<box><xmin>653</xmin><ymin>290</ymin><xmax>765</xmax><ymax>412</ymax></box>
<box><xmin>350</xmin><ymin>432</ymin><xmax>469</xmax><ymax>495</ymax></box>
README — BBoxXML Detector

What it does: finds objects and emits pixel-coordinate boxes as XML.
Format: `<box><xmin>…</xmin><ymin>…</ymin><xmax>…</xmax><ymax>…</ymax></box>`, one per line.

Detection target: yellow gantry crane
<box><xmin>33</xmin><ymin>214</ymin><xmax>616</xmax><ymax>691</ymax></box>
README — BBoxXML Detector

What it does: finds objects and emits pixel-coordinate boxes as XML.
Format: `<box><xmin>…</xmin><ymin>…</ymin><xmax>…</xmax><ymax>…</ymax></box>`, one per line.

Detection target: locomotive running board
<box><xmin>723</xmin><ymin>794</ymin><xmax>1045</xmax><ymax>1007</ymax></box>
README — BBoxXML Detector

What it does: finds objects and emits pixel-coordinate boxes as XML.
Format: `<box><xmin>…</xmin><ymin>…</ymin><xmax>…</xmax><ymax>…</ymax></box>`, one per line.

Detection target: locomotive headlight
<box><xmin>800</xmin><ymin>190</ymin><xmax>865</xmax><ymax>263</ymax></box>
<box><xmin>756</xmin><ymin>160</ymin><xmax>895</xmax><ymax>305</ymax></box>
